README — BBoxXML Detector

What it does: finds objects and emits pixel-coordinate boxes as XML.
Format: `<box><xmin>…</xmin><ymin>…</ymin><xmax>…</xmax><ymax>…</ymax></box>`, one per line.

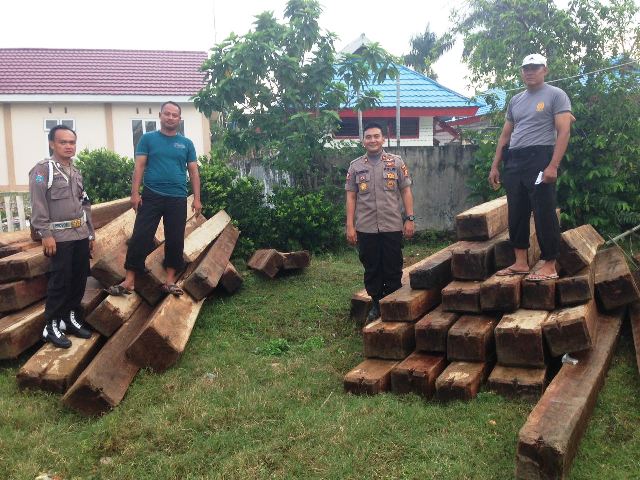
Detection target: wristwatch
<box><xmin>403</xmin><ymin>214</ymin><xmax>415</xmax><ymax>222</ymax></box>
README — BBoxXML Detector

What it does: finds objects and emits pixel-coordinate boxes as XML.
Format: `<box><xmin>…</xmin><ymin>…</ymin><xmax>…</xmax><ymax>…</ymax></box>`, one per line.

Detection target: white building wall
<box><xmin>111</xmin><ymin>103</ymin><xmax>207</xmax><ymax>159</ymax></box>
<box><xmin>0</xmin><ymin>104</ymin><xmax>8</xmax><ymax>186</ymax></box>
<box><xmin>2</xmin><ymin>101</ymin><xmax>209</xmax><ymax>190</ymax></box>
<box><xmin>335</xmin><ymin>116</ymin><xmax>434</xmax><ymax>147</ymax></box>
<box><xmin>9</xmin><ymin>103</ymin><xmax>108</xmax><ymax>188</ymax></box>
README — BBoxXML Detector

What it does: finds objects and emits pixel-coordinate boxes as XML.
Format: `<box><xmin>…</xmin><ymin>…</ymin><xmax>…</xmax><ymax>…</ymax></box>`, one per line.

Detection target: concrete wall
<box><xmin>235</xmin><ymin>144</ymin><xmax>479</xmax><ymax>231</ymax></box>
<box><xmin>384</xmin><ymin>145</ymin><xmax>477</xmax><ymax>230</ymax></box>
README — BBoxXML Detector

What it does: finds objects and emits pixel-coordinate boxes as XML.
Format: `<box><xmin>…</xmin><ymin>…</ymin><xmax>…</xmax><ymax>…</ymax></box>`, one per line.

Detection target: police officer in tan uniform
<box><xmin>346</xmin><ymin>122</ymin><xmax>415</xmax><ymax>322</ymax></box>
<box><xmin>29</xmin><ymin>124</ymin><xmax>94</xmax><ymax>348</ymax></box>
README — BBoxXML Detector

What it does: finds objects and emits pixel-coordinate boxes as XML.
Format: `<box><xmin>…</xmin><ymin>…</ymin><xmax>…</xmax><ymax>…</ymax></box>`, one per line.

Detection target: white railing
<box><xmin>1</xmin><ymin>192</ymin><xmax>29</xmax><ymax>232</ymax></box>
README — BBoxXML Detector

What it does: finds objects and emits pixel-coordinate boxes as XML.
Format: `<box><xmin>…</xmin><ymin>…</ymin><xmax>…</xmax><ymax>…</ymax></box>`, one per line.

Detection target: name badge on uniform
<box><xmin>385</xmin><ymin>172</ymin><xmax>397</xmax><ymax>180</ymax></box>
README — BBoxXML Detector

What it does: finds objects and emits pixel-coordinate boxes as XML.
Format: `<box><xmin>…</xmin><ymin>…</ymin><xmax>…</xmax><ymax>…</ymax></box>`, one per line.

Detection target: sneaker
<box><xmin>366</xmin><ymin>300</ymin><xmax>381</xmax><ymax>323</ymax></box>
<box><xmin>42</xmin><ymin>319</ymin><xmax>72</xmax><ymax>348</ymax></box>
<box><xmin>60</xmin><ymin>310</ymin><xmax>92</xmax><ymax>339</ymax></box>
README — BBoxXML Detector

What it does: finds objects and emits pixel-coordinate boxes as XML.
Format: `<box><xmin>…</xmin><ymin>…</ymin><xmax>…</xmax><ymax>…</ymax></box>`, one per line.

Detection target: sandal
<box><xmin>161</xmin><ymin>283</ymin><xmax>184</xmax><ymax>296</ymax></box>
<box><xmin>496</xmin><ymin>266</ymin><xmax>530</xmax><ymax>276</ymax></box>
<box><xmin>525</xmin><ymin>272</ymin><xmax>559</xmax><ymax>282</ymax></box>
<box><xmin>105</xmin><ymin>284</ymin><xmax>133</xmax><ymax>296</ymax></box>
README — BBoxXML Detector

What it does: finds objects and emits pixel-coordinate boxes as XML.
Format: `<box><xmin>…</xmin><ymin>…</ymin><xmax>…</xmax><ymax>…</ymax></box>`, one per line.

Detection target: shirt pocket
<box><xmin>50</xmin><ymin>178</ymin><xmax>71</xmax><ymax>200</ymax></box>
<box><xmin>383</xmin><ymin>168</ymin><xmax>398</xmax><ymax>191</ymax></box>
<box><xmin>356</xmin><ymin>171</ymin><xmax>371</xmax><ymax>194</ymax></box>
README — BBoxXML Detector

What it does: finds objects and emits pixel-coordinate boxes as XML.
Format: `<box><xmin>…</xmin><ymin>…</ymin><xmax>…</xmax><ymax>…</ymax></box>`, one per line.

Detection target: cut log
<box><xmin>134</xmin><ymin>214</ymin><xmax>207</xmax><ymax>306</ymax></box>
<box><xmin>91</xmin><ymin>208</ymin><xmax>137</xmax><ymax>262</ymax></box>
<box><xmin>515</xmin><ymin>309</ymin><xmax>624</xmax><ymax>480</ymax></box>
<box><xmin>354</xmin><ymin>244</ymin><xmax>459</xmax><ymax>321</ymax></box>
<box><xmin>0</xmin><ymin>240</ymin><xmax>40</xmax><ymax>258</ymax></box>
<box><xmin>442</xmin><ymin>280</ymin><xmax>481</xmax><ymax>313</ymax></box>
<box><xmin>0</xmin><ymin>301</ymin><xmax>45</xmax><ymax>360</ymax></box>
<box><xmin>182</xmin><ymin>210</ymin><xmax>231</xmax><ymax>263</ymax></box>
<box><xmin>556</xmin><ymin>266</ymin><xmax>593</xmax><ymax>307</ymax></box>
<box><xmin>379</xmin><ymin>285</ymin><xmax>440</xmax><ymax>322</ymax></box>
<box><xmin>521</xmin><ymin>277</ymin><xmax>556</xmax><ymax>311</ymax></box>
<box><xmin>125</xmin><ymin>292</ymin><xmax>206</xmax><ymax>372</ymax></box>
<box><xmin>86</xmin><ymin>291</ymin><xmax>143</xmax><ymax>337</ymax></box>
<box><xmin>247</xmin><ymin>249</ymin><xmax>285</xmax><ymax>279</ymax></box>
<box><xmin>218</xmin><ymin>262</ymin><xmax>243</xmax><ymax>294</ymax></box>
<box><xmin>455</xmin><ymin>196</ymin><xmax>508</xmax><ymax>240</ymax></box>
<box><xmin>62</xmin><ymin>301</ymin><xmax>153</xmax><ymax>415</ymax></box>
<box><xmin>558</xmin><ymin>225</ymin><xmax>604</xmax><ymax>276</ymax></box>
<box><xmin>630</xmin><ymin>302</ymin><xmax>640</xmax><ymax>376</ymax></box>
<box><xmin>480</xmin><ymin>273</ymin><xmax>523</xmax><ymax>312</ymax></box>
<box><xmin>435</xmin><ymin>361</ymin><xmax>490</xmax><ymax>401</ymax></box>
<box><xmin>488</xmin><ymin>365</ymin><xmax>547</xmax><ymax>399</ymax></box>
<box><xmin>343</xmin><ymin>358</ymin><xmax>399</xmax><ymax>395</ymax></box>
<box><xmin>88</xmin><ymin>197</ymin><xmax>132</xmax><ymax>230</ymax></box>
<box><xmin>495</xmin><ymin>309</ymin><xmax>549</xmax><ymax>368</ymax></box>
<box><xmin>16</xmin><ymin>333</ymin><xmax>103</xmax><ymax>394</ymax></box>
<box><xmin>81</xmin><ymin>276</ymin><xmax>108</xmax><ymax>317</ymax></box>
<box><xmin>362</xmin><ymin>319</ymin><xmax>415</xmax><ymax>360</ymax></box>
<box><xmin>594</xmin><ymin>246</ymin><xmax>640</xmax><ymax>311</ymax></box>
<box><xmin>451</xmin><ymin>231</ymin><xmax>509</xmax><ymax>281</ymax></box>
<box><xmin>183</xmin><ymin>224</ymin><xmax>239</xmax><ymax>300</ymax></box>
<box><xmin>415</xmin><ymin>306</ymin><xmax>460</xmax><ymax>353</ymax></box>
<box><xmin>543</xmin><ymin>299</ymin><xmax>597</xmax><ymax>357</ymax></box>
<box><xmin>0</xmin><ymin>229</ymin><xmax>31</xmax><ymax>247</ymax></box>
<box><xmin>390</xmin><ymin>352</ymin><xmax>447</xmax><ymax>397</ymax></box>
<box><xmin>0</xmin><ymin>246</ymin><xmax>49</xmax><ymax>282</ymax></box>
<box><xmin>447</xmin><ymin>314</ymin><xmax>497</xmax><ymax>362</ymax></box>
<box><xmin>0</xmin><ymin>275</ymin><xmax>48</xmax><ymax>313</ymax></box>
<box><xmin>494</xmin><ymin>217</ymin><xmax>540</xmax><ymax>270</ymax></box>
<box><xmin>282</xmin><ymin>251</ymin><xmax>311</xmax><ymax>270</ymax></box>
<box><xmin>409</xmin><ymin>244</ymin><xmax>461</xmax><ymax>290</ymax></box>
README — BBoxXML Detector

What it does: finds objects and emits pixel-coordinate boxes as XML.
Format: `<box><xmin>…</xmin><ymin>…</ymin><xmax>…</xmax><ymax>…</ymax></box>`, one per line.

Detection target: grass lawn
<box><xmin>1</xmin><ymin>236</ymin><xmax>639</xmax><ymax>479</ymax></box>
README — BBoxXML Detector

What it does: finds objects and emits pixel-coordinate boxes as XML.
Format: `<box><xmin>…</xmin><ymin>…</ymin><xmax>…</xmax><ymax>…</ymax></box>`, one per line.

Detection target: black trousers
<box><xmin>502</xmin><ymin>145</ymin><xmax>561</xmax><ymax>261</ymax></box>
<box><xmin>357</xmin><ymin>231</ymin><xmax>403</xmax><ymax>301</ymax></box>
<box><xmin>45</xmin><ymin>238</ymin><xmax>90</xmax><ymax>322</ymax></box>
<box><xmin>124</xmin><ymin>188</ymin><xmax>188</xmax><ymax>273</ymax></box>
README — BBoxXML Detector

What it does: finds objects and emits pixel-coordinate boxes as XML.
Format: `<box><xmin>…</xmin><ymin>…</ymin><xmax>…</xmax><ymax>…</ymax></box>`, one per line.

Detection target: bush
<box><xmin>198</xmin><ymin>158</ymin><xmax>345</xmax><ymax>256</ymax></box>
<box><xmin>75</xmin><ymin>148</ymin><xmax>134</xmax><ymax>203</ymax></box>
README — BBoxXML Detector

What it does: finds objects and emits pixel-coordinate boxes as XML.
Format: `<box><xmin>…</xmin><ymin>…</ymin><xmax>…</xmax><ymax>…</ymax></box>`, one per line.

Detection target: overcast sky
<box><xmin>2</xmin><ymin>0</ymin><xmax>477</xmax><ymax>94</ymax></box>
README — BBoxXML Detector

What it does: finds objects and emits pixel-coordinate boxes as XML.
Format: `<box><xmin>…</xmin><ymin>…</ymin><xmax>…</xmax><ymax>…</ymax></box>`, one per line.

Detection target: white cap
<box><xmin>521</xmin><ymin>54</ymin><xmax>547</xmax><ymax>67</ymax></box>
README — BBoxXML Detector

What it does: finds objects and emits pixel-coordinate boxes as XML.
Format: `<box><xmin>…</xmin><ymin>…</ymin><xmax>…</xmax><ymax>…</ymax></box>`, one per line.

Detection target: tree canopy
<box><xmin>402</xmin><ymin>24</ymin><xmax>453</xmax><ymax>79</ymax></box>
<box><xmin>454</xmin><ymin>0</ymin><xmax>640</xmax><ymax>232</ymax></box>
<box><xmin>193</xmin><ymin>0</ymin><xmax>397</xmax><ymax>189</ymax></box>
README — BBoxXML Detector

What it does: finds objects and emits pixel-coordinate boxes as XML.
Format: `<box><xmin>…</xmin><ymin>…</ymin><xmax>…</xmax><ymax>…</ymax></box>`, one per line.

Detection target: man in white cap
<box><xmin>488</xmin><ymin>54</ymin><xmax>572</xmax><ymax>281</ymax></box>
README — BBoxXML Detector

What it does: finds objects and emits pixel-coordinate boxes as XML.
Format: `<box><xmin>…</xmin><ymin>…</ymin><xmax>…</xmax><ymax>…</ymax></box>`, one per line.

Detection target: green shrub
<box><xmin>75</xmin><ymin>148</ymin><xmax>134</xmax><ymax>203</ymax></box>
<box><xmin>269</xmin><ymin>186</ymin><xmax>345</xmax><ymax>252</ymax></box>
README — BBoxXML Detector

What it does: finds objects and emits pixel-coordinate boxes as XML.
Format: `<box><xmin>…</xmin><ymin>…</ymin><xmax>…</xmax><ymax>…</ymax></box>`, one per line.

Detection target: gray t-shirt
<box><xmin>506</xmin><ymin>83</ymin><xmax>571</xmax><ymax>149</ymax></box>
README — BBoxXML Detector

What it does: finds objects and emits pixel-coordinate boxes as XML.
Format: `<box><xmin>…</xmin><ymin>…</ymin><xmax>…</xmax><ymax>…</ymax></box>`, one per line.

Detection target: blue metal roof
<box><xmin>342</xmin><ymin>64</ymin><xmax>481</xmax><ymax>110</ymax></box>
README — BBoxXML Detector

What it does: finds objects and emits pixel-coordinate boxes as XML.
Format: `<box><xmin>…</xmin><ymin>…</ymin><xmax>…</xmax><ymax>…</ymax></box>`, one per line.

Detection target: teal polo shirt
<box><xmin>136</xmin><ymin>131</ymin><xmax>197</xmax><ymax>197</ymax></box>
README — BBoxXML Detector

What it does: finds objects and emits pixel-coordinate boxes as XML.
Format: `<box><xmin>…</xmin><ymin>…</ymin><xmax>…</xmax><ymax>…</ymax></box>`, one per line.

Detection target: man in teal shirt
<box><xmin>107</xmin><ymin>101</ymin><xmax>202</xmax><ymax>296</ymax></box>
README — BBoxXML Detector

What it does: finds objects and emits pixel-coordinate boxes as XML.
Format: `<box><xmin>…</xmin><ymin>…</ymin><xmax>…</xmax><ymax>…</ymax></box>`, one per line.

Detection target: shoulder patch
<box><xmin>35</xmin><ymin>174</ymin><xmax>45</xmax><ymax>184</ymax></box>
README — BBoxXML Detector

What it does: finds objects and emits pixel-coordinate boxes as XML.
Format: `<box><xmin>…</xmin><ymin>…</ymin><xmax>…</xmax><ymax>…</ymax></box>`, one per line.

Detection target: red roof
<box><xmin>0</xmin><ymin>48</ymin><xmax>208</xmax><ymax>96</ymax></box>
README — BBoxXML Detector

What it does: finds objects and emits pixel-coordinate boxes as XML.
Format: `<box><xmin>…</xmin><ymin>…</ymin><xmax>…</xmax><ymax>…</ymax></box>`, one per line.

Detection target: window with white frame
<box><xmin>132</xmin><ymin>119</ymin><xmax>185</xmax><ymax>153</ymax></box>
<box><xmin>44</xmin><ymin>119</ymin><xmax>75</xmax><ymax>156</ymax></box>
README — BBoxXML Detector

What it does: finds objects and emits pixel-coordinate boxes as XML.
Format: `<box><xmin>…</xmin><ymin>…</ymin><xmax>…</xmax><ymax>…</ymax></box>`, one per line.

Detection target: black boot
<box><xmin>42</xmin><ymin>319</ymin><xmax>72</xmax><ymax>348</ymax></box>
<box><xmin>366</xmin><ymin>299</ymin><xmax>381</xmax><ymax>323</ymax></box>
<box><xmin>60</xmin><ymin>309</ymin><xmax>92</xmax><ymax>339</ymax></box>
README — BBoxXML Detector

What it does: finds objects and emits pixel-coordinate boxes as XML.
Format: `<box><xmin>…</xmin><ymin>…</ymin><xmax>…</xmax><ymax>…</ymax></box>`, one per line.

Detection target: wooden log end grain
<box><xmin>415</xmin><ymin>306</ymin><xmax>460</xmax><ymax>353</ymax></box>
<box><xmin>363</xmin><ymin>319</ymin><xmax>415</xmax><ymax>360</ymax></box>
<box><xmin>390</xmin><ymin>352</ymin><xmax>447</xmax><ymax>397</ymax></box>
<box><xmin>488</xmin><ymin>365</ymin><xmax>547</xmax><ymax>399</ymax></box>
<box><xmin>435</xmin><ymin>361</ymin><xmax>490</xmax><ymax>401</ymax></box>
<box><xmin>344</xmin><ymin>358</ymin><xmax>399</xmax><ymax>395</ymax></box>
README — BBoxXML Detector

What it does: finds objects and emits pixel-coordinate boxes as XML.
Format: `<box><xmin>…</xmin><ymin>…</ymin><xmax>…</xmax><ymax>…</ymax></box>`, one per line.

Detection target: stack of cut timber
<box><xmin>3</xmin><ymin>201</ymin><xmax>245</xmax><ymax>416</ymax></box>
<box><xmin>247</xmin><ymin>249</ymin><xmax>310</xmax><ymax>278</ymax></box>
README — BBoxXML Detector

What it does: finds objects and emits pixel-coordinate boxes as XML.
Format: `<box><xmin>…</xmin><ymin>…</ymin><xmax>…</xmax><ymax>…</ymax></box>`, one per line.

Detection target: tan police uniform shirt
<box><xmin>345</xmin><ymin>151</ymin><xmax>412</xmax><ymax>233</ymax></box>
<box><xmin>29</xmin><ymin>158</ymin><xmax>94</xmax><ymax>242</ymax></box>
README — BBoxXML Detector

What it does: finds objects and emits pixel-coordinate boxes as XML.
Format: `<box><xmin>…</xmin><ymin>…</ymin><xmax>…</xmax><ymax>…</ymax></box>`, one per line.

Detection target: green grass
<box><xmin>1</xmin><ymin>237</ymin><xmax>639</xmax><ymax>479</ymax></box>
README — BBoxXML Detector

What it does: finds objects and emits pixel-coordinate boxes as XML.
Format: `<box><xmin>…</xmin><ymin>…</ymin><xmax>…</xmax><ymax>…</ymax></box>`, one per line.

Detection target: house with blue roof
<box><xmin>336</xmin><ymin>35</ymin><xmax>481</xmax><ymax>146</ymax></box>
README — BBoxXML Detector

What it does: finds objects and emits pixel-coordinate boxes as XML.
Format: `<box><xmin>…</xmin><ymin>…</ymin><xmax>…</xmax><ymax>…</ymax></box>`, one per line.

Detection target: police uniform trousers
<box><xmin>357</xmin><ymin>231</ymin><xmax>403</xmax><ymax>301</ymax></box>
<box><xmin>502</xmin><ymin>145</ymin><xmax>560</xmax><ymax>261</ymax></box>
<box><xmin>125</xmin><ymin>188</ymin><xmax>187</xmax><ymax>274</ymax></box>
<box><xmin>45</xmin><ymin>238</ymin><xmax>90</xmax><ymax>322</ymax></box>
